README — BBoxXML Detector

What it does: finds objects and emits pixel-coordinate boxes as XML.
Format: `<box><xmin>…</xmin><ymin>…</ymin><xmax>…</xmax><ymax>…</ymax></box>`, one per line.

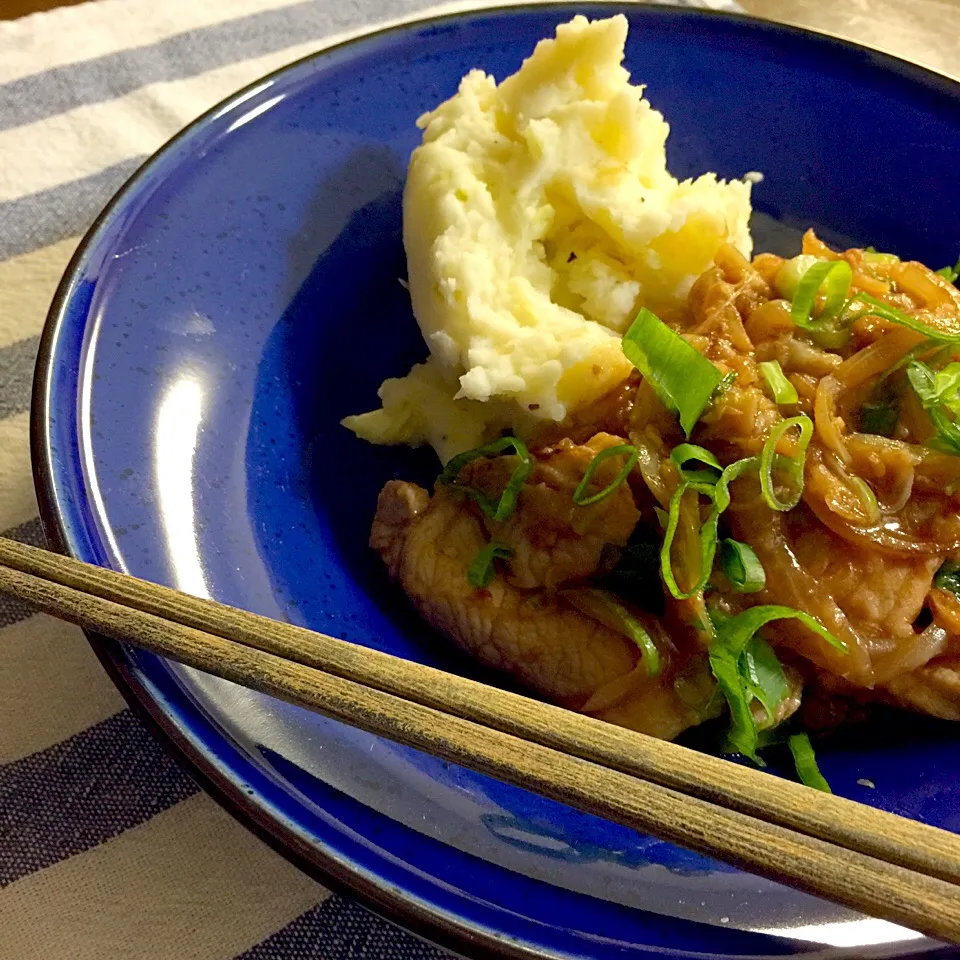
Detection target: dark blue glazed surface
<box><xmin>34</xmin><ymin>5</ymin><xmax>960</xmax><ymax>957</ymax></box>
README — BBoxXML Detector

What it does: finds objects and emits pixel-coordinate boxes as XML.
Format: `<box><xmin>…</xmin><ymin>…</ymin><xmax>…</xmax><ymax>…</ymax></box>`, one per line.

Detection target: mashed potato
<box><xmin>344</xmin><ymin>13</ymin><xmax>755</xmax><ymax>461</ymax></box>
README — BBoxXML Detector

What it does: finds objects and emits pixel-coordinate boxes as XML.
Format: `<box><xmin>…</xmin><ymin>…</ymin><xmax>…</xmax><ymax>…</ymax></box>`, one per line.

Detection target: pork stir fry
<box><xmin>371</xmin><ymin>234</ymin><xmax>960</xmax><ymax>786</ymax></box>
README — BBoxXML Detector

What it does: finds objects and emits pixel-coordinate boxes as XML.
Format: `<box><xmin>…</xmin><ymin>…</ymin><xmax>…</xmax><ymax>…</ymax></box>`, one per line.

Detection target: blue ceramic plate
<box><xmin>33</xmin><ymin>5</ymin><xmax>960</xmax><ymax>958</ymax></box>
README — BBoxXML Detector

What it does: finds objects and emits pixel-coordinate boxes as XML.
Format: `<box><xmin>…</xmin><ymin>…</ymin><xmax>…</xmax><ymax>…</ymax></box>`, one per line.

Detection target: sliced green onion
<box><xmin>759</xmin><ymin>416</ymin><xmax>813</xmax><ymax>511</ymax></box>
<box><xmin>787</xmin><ymin>260</ymin><xmax>960</xmax><ymax>346</ymax></box>
<box><xmin>791</xmin><ymin>260</ymin><xmax>853</xmax><ymax>331</ymax></box>
<box><xmin>933</xmin><ymin>364</ymin><xmax>960</xmax><ymax>413</ymax></box>
<box><xmin>907</xmin><ymin>360</ymin><xmax>960</xmax><ymax>414</ymax></box>
<box><xmin>847</xmin><ymin>474</ymin><xmax>881</xmax><ymax>524</ymax></box>
<box><xmin>467</xmin><ymin>542</ymin><xmax>513</xmax><ymax>588</ymax></box>
<box><xmin>717</xmin><ymin>604</ymin><xmax>846</xmax><ymax>653</ymax></box>
<box><xmin>715</xmin><ymin>370</ymin><xmax>738</xmax><ymax>398</ymax></box>
<box><xmin>934</xmin><ymin>559</ymin><xmax>960</xmax><ymax>597</ymax></box>
<box><xmin>852</xmin><ymin>293</ymin><xmax>960</xmax><ymax>344</ymax></box>
<box><xmin>622</xmin><ymin>308</ymin><xmax>730</xmax><ymax>437</ymax></box>
<box><xmin>775</xmin><ymin>254</ymin><xmax>821</xmax><ymax>301</ymax></box>
<box><xmin>438</xmin><ymin>436</ymin><xmax>533</xmax><ymax>522</ymax></box>
<box><xmin>719</xmin><ymin>539</ymin><xmax>766</xmax><ymax>593</ymax></box>
<box><xmin>928</xmin><ymin>407</ymin><xmax>960</xmax><ymax>456</ymax></box>
<box><xmin>660</xmin><ymin>457</ymin><xmax>758</xmax><ymax>600</ymax></box>
<box><xmin>936</xmin><ymin>258</ymin><xmax>960</xmax><ymax>284</ymax></box>
<box><xmin>759</xmin><ymin>360</ymin><xmax>799</xmax><ymax>405</ymax></box>
<box><xmin>660</xmin><ymin>481</ymin><xmax>719</xmax><ymax>600</ymax></box>
<box><xmin>709</xmin><ymin>605</ymin><xmax>844</xmax><ymax>760</ymax></box>
<box><xmin>881</xmin><ymin>340</ymin><xmax>948</xmax><ymax>389</ymax></box>
<box><xmin>741</xmin><ymin>635</ymin><xmax>789</xmax><ymax>721</ymax></box>
<box><xmin>711</xmin><ymin>456</ymin><xmax>759</xmax><ymax>513</ymax></box>
<box><xmin>572</xmin><ymin>445</ymin><xmax>639</xmax><ymax>507</ymax></box>
<box><xmin>906</xmin><ymin>360</ymin><xmax>937</xmax><ymax>403</ymax></box>
<box><xmin>907</xmin><ymin>361</ymin><xmax>960</xmax><ymax>455</ymax></box>
<box><xmin>588</xmin><ymin>589</ymin><xmax>661</xmax><ymax>676</ymax></box>
<box><xmin>670</xmin><ymin>443</ymin><xmax>723</xmax><ymax>483</ymax></box>
<box><xmin>788</xmin><ymin>733</ymin><xmax>832</xmax><ymax>792</ymax></box>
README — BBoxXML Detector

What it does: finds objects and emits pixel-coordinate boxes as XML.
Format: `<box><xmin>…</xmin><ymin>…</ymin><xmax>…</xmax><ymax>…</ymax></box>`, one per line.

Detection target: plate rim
<box><xmin>29</xmin><ymin>4</ymin><xmax>960</xmax><ymax>958</ymax></box>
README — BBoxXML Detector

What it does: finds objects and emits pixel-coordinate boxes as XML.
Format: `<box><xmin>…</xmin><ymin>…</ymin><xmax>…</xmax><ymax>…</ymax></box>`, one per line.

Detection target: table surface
<box><xmin>4</xmin><ymin>0</ymin><xmax>959</xmax><ymax>79</ymax></box>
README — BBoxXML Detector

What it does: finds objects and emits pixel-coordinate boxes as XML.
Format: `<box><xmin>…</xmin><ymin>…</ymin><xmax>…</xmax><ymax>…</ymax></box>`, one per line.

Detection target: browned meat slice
<box><xmin>458</xmin><ymin>433</ymin><xmax>641</xmax><ymax>590</ymax></box>
<box><xmin>727</xmin><ymin>490</ymin><xmax>945</xmax><ymax>688</ymax></box>
<box><xmin>785</xmin><ymin>516</ymin><xmax>940</xmax><ymax>664</ymax></box>
<box><xmin>370</xmin><ymin>480</ymin><xmax>703</xmax><ymax>740</ymax></box>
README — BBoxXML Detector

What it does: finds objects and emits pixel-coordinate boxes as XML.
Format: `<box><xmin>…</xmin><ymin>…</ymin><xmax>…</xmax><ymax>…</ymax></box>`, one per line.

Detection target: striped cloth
<box><xmin>0</xmin><ymin>1</ymin><xmax>741</xmax><ymax>958</ymax></box>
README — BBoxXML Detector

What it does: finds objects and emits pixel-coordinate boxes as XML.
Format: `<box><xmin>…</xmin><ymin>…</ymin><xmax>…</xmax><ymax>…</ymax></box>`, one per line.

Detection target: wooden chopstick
<box><xmin>1</xmin><ymin>536</ymin><xmax>957</xmax><ymax>885</ymax></box>
<box><xmin>1</xmin><ymin>537</ymin><xmax>959</xmax><ymax>942</ymax></box>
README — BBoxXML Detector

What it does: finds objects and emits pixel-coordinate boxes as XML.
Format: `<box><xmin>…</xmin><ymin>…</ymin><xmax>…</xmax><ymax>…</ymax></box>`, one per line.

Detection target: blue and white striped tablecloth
<box><xmin>0</xmin><ymin>0</ymin><xmax>736</xmax><ymax>957</ymax></box>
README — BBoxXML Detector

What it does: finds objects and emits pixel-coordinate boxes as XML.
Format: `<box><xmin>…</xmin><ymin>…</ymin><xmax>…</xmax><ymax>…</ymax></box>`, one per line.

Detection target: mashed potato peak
<box><xmin>344</xmin><ymin>14</ymin><xmax>755</xmax><ymax>460</ymax></box>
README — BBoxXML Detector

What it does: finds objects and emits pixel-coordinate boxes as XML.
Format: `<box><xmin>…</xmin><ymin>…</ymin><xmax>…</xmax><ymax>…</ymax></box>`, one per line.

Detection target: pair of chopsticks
<box><xmin>1</xmin><ymin>534</ymin><xmax>959</xmax><ymax>943</ymax></box>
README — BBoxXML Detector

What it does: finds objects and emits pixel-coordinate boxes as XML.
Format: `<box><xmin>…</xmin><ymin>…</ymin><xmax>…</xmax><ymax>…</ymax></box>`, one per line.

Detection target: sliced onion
<box><xmin>834</xmin><ymin>328</ymin><xmax>925</xmax><ymax>390</ymax></box>
<box><xmin>877</xmin><ymin>466</ymin><xmax>915</xmax><ymax>513</ymax></box>
<box><xmin>814</xmin><ymin>375</ymin><xmax>850</xmax><ymax>463</ymax></box>
<box><xmin>629</xmin><ymin>430</ymin><xmax>673</xmax><ymax>508</ymax></box>
<box><xmin>873</xmin><ymin>622</ymin><xmax>949</xmax><ymax>684</ymax></box>
<box><xmin>804</xmin><ymin>486</ymin><xmax>960</xmax><ymax>555</ymax></box>
<box><xmin>847</xmin><ymin>433</ymin><xmax>960</xmax><ymax>494</ymax></box>
<box><xmin>805</xmin><ymin>449</ymin><xmax>881</xmax><ymax>528</ymax></box>
<box><xmin>725</xmin><ymin>495</ymin><xmax>875</xmax><ymax>685</ymax></box>
<box><xmin>894</xmin><ymin>261</ymin><xmax>960</xmax><ymax>312</ymax></box>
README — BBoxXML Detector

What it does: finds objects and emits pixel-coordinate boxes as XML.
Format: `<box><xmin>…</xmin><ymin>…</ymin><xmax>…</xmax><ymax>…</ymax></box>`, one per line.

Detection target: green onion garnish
<box><xmin>467</xmin><ymin>542</ymin><xmax>513</xmax><ymax>588</ymax></box>
<box><xmin>622</xmin><ymin>308</ymin><xmax>731</xmax><ymax>437</ymax></box>
<box><xmin>935</xmin><ymin>559</ymin><xmax>960</xmax><ymax>597</ymax></box>
<box><xmin>851</xmin><ymin>293</ymin><xmax>960</xmax><ymax>344</ymax></box>
<box><xmin>670</xmin><ymin>443</ymin><xmax>723</xmax><ymax>484</ymax></box>
<box><xmin>588</xmin><ymin>589</ymin><xmax>661</xmax><ymax>676</ymax></box>
<box><xmin>438</xmin><ymin>436</ymin><xmax>534</xmax><ymax>522</ymax></box>
<box><xmin>660</xmin><ymin>456</ymin><xmax>758</xmax><ymax>600</ymax></box>
<box><xmin>711</xmin><ymin>456</ymin><xmax>759</xmax><ymax>513</ymax></box>
<box><xmin>936</xmin><ymin>258</ymin><xmax>960</xmax><ymax>284</ymax></box>
<box><xmin>573</xmin><ymin>445</ymin><xmax>639</xmax><ymax>507</ymax></box>
<box><xmin>661</xmin><ymin>481</ymin><xmax>720</xmax><ymax>600</ymax></box>
<box><xmin>758</xmin><ymin>360</ymin><xmax>798</xmax><ymax>405</ymax></box>
<box><xmin>709</xmin><ymin>605</ymin><xmax>844</xmax><ymax>760</ymax></box>
<box><xmin>715</xmin><ymin>370</ymin><xmax>738</xmax><ymax>398</ymax></box>
<box><xmin>907</xmin><ymin>360</ymin><xmax>960</xmax><ymax>411</ymax></box>
<box><xmin>791</xmin><ymin>260</ymin><xmax>853</xmax><ymax>332</ymax></box>
<box><xmin>759</xmin><ymin>416</ymin><xmax>813</xmax><ymax>511</ymax></box>
<box><xmin>719</xmin><ymin>539</ymin><xmax>765</xmax><ymax>593</ymax></box>
<box><xmin>741</xmin><ymin>635</ymin><xmax>789</xmax><ymax>722</ymax></box>
<box><xmin>788</xmin><ymin>258</ymin><xmax>960</xmax><ymax>345</ymax></box>
<box><xmin>906</xmin><ymin>360</ymin><xmax>960</xmax><ymax>455</ymax></box>
<box><xmin>788</xmin><ymin>733</ymin><xmax>832</xmax><ymax>792</ymax></box>
<box><xmin>775</xmin><ymin>255</ymin><xmax>821</xmax><ymax>301</ymax></box>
